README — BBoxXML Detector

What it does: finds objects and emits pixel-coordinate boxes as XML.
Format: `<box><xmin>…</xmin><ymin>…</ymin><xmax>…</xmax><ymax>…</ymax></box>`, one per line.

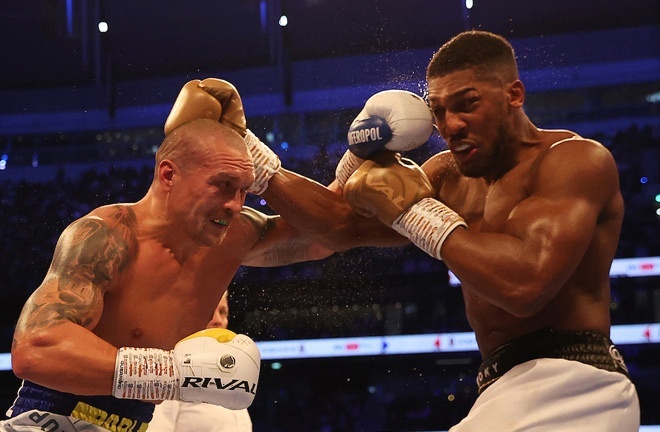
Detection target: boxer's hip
<box><xmin>6</xmin><ymin>381</ymin><xmax>153</xmax><ymax>432</ymax></box>
<box><xmin>476</xmin><ymin>328</ymin><xmax>630</xmax><ymax>394</ymax></box>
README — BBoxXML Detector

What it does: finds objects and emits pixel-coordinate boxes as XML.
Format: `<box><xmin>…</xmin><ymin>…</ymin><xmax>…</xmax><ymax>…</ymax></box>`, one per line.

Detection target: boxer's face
<box><xmin>427</xmin><ymin>68</ymin><xmax>513</xmax><ymax>179</ymax></box>
<box><xmin>208</xmin><ymin>293</ymin><xmax>230</xmax><ymax>329</ymax></box>
<box><xmin>168</xmin><ymin>145</ymin><xmax>253</xmax><ymax>247</ymax></box>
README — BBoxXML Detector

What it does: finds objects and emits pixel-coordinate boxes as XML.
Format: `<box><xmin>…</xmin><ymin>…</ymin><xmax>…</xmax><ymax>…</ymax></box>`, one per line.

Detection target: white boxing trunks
<box><xmin>449</xmin><ymin>358</ymin><xmax>640</xmax><ymax>431</ymax></box>
<box><xmin>450</xmin><ymin>329</ymin><xmax>640</xmax><ymax>432</ymax></box>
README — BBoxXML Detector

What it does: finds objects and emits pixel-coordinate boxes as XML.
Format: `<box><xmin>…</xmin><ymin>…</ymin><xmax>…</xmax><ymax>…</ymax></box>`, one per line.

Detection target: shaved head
<box><xmin>155</xmin><ymin>119</ymin><xmax>250</xmax><ymax>176</ymax></box>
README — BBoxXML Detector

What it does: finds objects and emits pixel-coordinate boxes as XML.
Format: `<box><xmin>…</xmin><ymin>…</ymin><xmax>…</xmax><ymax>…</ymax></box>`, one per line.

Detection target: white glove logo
<box><xmin>220</xmin><ymin>354</ymin><xmax>236</xmax><ymax>369</ymax></box>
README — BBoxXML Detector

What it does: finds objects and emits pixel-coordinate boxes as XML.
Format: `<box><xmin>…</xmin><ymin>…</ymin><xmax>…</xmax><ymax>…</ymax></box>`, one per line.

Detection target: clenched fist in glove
<box><xmin>344</xmin><ymin>151</ymin><xmax>467</xmax><ymax>260</ymax></box>
<box><xmin>344</xmin><ymin>151</ymin><xmax>435</xmax><ymax>225</ymax></box>
<box><xmin>336</xmin><ymin>89</ymin><xmax>433</xmax><ymax>189</ymax></box>
<box><xmin>113</xmin><ymin>328</ymin><xmax>260</xmax><ymax>410</ymax></box>
<box><xmin>164</xmin><ymin>78</ymin><xmax>281</xmax><ymax>195</ymax></box>
<box><xmin>164</xmin><ymin>78</ymin><xmax>247</xmax><ymax>137</ymax></box>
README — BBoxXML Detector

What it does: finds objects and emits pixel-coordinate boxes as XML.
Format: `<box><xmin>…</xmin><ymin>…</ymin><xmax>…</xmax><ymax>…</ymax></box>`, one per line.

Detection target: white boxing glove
<box><xmin>347</xmin><ymin>89</ymin><xmax>433</xmax><ymax>159</ymax></box>
<box><xmin>113</xmin><ymin>328</ymin><xmax>261</xmax><ymax>410</ymax></box>
<box><xmin>336</xmin><ymin>89</ymin><xmax>433</xmax><ymax>188</ymax></box>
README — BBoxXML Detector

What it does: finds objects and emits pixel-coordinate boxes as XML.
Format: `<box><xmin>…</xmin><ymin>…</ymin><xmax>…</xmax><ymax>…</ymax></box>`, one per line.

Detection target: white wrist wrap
<box><xmin>245</xmin><ymin>129</ymin><xmax>281</xmax><ymax>195</ymax></box>
<box><xmin>335</xmin><ymin>150</ymin><xmax>365</xmax><ymax>188</ymax></box>
<box><xmin>392</xmin><ymin>197</ymin><xmax>466</xmax><ymax>260</ymax></box>
<box><xmin>113</xmin><ymin>347</ymin><xmax>178</xmax><ymax>400</ymax></box>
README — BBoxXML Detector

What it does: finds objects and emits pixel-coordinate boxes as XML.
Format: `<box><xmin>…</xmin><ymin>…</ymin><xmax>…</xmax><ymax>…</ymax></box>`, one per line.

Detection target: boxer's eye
<box><xmin>430</xmin><ymin>106</ymin><xmax>445</xmax><ymax>120</ymax></box>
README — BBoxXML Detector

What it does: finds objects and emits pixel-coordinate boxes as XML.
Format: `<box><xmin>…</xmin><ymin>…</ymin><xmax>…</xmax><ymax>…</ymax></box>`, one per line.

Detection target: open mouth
<box><xmin>211</xmin><ymin>219</ymin><xmax>229</xmax><ymax>227</ymax></box>
<box><xmin>450</xmin><ymin>141</ymin><xmax>477</xmax><ymax>159</ymax></box>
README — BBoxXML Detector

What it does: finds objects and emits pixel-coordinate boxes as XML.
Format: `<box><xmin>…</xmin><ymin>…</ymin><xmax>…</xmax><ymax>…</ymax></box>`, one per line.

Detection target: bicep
<box><xmin>506</xmin><ymin>142</ymin><xmax>617</xmax><ymax>279</ymax></box>
<box><xmin>15</xmin><ymin>218</ymin><xmax>131</xmax><ymax>335</ymax></box>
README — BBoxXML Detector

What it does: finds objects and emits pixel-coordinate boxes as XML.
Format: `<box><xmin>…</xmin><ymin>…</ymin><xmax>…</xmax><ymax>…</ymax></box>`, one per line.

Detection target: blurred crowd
<box><xmin>0</xmin><ymin>121</ymin><xmax>658</xmax><ymax>430</ymax></box>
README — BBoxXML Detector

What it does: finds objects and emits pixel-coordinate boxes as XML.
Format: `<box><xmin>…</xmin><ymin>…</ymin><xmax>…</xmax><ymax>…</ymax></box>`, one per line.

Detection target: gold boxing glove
<box><xmin>344</xmin><ymin>151</ymin><xmax>435</xmax><ymax>225</ymax></box>
<box><xmin>344</xmin><ymin>151</ymin><xmax>466</xmax><ymax>260</ymax></box>
<box><xmin>164</xmin><ymin>78</ymin><xmax>247</xmax><ymax>137</ymax></box>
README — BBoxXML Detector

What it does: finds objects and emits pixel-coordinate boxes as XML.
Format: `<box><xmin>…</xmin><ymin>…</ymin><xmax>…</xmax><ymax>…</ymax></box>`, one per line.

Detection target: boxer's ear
<box><xmin>508</xmin><ymin>80</ymin><xmax>525</xmax><ymax>108</ymax></box>
<box><xmin>158</xmin><ymin>160</ymin><xmax>177</xmax><ymax>189</ymax></box>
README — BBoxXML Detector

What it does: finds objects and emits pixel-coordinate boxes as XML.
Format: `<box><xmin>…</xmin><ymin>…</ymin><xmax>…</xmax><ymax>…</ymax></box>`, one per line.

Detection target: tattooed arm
<box><xmin>239</xmin><ymin>207</ymin><xmax>335</xmax><ymax>267</ymax></box>
<box><xmin>11</xmin><ymin>210</ymin><xmax>135</xmax><ymax>395</ymax></box>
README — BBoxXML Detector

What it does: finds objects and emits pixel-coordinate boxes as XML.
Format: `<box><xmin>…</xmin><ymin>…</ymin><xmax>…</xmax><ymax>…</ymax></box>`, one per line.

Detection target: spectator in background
<box><xmin>149</xmin><ymin>291</ymin><xmax>252</xmax><ymax>432</ymax></box>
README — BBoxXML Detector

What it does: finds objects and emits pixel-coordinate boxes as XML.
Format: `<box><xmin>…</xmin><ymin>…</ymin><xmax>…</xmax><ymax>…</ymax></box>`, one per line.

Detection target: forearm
<box><xmin>242</xmin><ymin>236</ymin><xmax>335</xmax><ymax>267</ymax></box>
<box><xmin>262</xmin><ymin>168</ymin><xmax>406</xmax><ymax>250</ymax></box>
<box><xmin>12</xmin><ymin>322</ymin><xmax>118</xmax><ymax>395</ymax></box>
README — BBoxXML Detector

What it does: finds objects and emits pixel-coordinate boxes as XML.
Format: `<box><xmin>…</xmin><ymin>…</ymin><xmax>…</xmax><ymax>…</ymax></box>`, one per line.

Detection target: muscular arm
<box><xmin>240</xmin><ymin>206</ymin><xmax>335</xmax><ymax>267</ymax></box>
<box><xmin>12</xmin><ymin>210</ymin><xmax>135</xmax><ymax>395</ymax></box>
<box><xmin>442</xmin><ymin>141</ymin><xmax>621</xmax><ymax>317</ymax></box>
<box><xmin>261</xmin><ymin>167</ymin><xmax>408</xmax><ymax>251</ymax></box>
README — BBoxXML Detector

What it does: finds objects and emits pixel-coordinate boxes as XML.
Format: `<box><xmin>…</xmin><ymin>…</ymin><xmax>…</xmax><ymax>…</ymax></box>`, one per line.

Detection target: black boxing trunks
<box><xmin>6</xmin><ymin>380</ymin><xmax>154</xmax><ymax>432</ymax></box>
<box><xmin>476</xmin><ymin>328</ymin><xmax>630</xmax><ymax>394</ymax></box>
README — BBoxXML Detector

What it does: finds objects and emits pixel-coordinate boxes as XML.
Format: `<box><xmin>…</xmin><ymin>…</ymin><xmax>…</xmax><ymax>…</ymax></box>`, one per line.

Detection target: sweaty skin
<box><xmin>11</xmin><ymin>119</ymin><xmax>334</xmax><ymax>396</ymax></box>
<box><xmin>424</xmin><ymin>69</ymin><xmax>623</xmax><ymax>356</ymax></box>
<box><xmin>263</xmin><ymin>68</ymin><xmax>624</xmax><ymax>361</ymax></box>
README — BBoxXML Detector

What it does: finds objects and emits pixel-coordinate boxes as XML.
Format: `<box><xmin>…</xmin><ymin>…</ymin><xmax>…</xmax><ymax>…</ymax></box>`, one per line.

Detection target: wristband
<box><xmin>392</xmin><ymin>197</ymin><xmax>466</xmax><ymax>260</ymax></box>
<box><xmin>113</xmin><ymin>347</ymin><xmax>178</xmax><ymax>400</ymax></box>
<box><xmin>244</xmin><ymin>129</ymin><xmax>281</xmax><ymax>195</ymax></box>
<box><xmin>335</xmin><ymin>150</ymin><xmax>365</xmax><ymax>188</ymax></box>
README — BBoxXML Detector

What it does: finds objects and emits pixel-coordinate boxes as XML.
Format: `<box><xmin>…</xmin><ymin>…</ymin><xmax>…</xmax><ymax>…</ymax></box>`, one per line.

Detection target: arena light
<box><xmin>251</xmin><ymin>323</ymin><xmax>660</xmax><ymax>360</ymax></box>
<box><xmin>98</xmin><ymin>21</ymin><xmax>109</xmax><ymax>33</ymax></box>
<box><xmin>65</xmin><ymin>0</ymin><xmax>74</xmax><ymax>37</ymax></box>
<box><xmin>0</xmin><ymin>323</ymin><xmax>657</xmax><ymax>367</ymax></box>
<box><xmin>646</xmin><ymin>91</ymin><xmax>660</xmax><ymax>103</ymax></box>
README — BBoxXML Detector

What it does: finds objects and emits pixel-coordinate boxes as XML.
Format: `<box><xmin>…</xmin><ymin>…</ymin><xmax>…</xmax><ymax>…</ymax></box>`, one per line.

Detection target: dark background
<box><xmin>0</xmin><ymin>1</ymin><xmax>659</xmax><ymax>430</ymax></box>
<box><xmin>1</xmin><ymin>0</ymin><xmax>658</xmax><ymax>90</ymax></box>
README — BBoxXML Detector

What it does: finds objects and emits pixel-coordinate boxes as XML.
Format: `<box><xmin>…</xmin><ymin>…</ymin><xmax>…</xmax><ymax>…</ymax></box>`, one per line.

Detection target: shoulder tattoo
<box><xmin>17</xmin><ymin>206</ymin><xmax>138</xmax><ymax>332</ymax></box>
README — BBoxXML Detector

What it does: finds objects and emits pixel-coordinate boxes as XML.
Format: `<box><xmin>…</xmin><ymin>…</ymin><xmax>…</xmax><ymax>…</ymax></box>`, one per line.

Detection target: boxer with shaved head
<box><xmin>1</xmin><ymin>110</ymin><xmax>335</xmax><ymax>430</ymax></box>
<box><xmin>2</xmin><ymin>78</ymin><xmax>425</xmax><ymax>431</ymax></box>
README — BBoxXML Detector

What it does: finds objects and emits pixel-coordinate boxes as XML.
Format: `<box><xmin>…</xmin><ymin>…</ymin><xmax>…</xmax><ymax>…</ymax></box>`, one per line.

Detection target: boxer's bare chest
<box><xmin>479</xmin><ymin>167</ymin><xmax>530</xmax><ymax>232</ymax></box>
<box><xmin>439</xmin><ymin>160</ymin><xmax>532</xmax><ymax>232</ymax></box>
<box><xmin>94</xmin><ymin>234</ymin><xmax>250</xmax><ymax>349</ymax></box>
<box><xmin>437</xmin><ymin>157</ymin><xmax>541</xmax><ymax>344</ymax></box>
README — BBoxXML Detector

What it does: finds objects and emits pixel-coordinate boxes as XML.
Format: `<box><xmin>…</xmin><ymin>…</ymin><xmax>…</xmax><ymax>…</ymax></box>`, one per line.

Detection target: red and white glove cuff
<box><xmin>113</xmin><ymin>347</ymin><xmax>178</xmax><ymax>400</ymax></box>
<box><xmin>245</xmin><ymin>129</ymin><xmax>281</xmax><ymax>195</ymax></box>
<box><xmin>392</xmin><ymin>197</ymin><xmax>466</xmax><ymax>260</ymax></box>
<box><xmin>335</xmin><ymin>150</ymin><xmax>365</xmax><ymax>188</ymax></box>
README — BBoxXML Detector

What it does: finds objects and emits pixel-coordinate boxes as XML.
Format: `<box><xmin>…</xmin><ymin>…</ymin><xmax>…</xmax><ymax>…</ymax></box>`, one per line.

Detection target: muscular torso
<box><xmin>423</xmin><ymin>130</ymin><xmax>623</xmax><ymax>356</ymax></box>
<box><xmin>92</xmin><ymin>206</ymin><xmax>262</xmax><ymax>350</ymax></box>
